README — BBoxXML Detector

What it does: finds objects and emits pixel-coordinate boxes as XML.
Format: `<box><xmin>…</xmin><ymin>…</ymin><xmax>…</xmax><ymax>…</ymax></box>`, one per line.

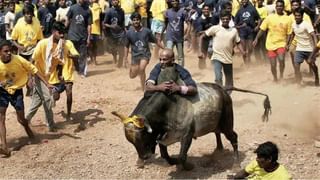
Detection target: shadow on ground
<box><xmin>6</xmin><ymin>132</ymin><xmax>80</xmax><ymax>155</ymax></box>
<box><xmin>57</xmin><ymin>108</ymin><xmax>106</xmax><ymax>133</ymax></box>
<box><xmin>87</xmin><ymin>69</ymin><xmax>115</xmax><ymax>77</ymax></box>
<box><xmin>146</xmin><ymin>149</ymin><xmax>245</xmax><ymax>179</ymax></box>
<box><xmin>233</xmin><ymin>98</ymin><xmax>255</xmax><ymax>107</ymax></box>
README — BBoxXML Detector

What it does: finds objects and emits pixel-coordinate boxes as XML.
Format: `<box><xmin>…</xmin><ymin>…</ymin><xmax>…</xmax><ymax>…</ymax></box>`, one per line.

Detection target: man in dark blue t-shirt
<box><xmin>104</xmin><ymin>0</ymin><xmax>126</xmax><ymax>68</ymax></box>
<box><xmin>146</xmin><ymin>48</ymin><xmax>197</xmax><ymax>95</ymax></box>
<box><xmin>66</xmin><ymin>0</ymin><xmax>92</xmax><ymax>77</ymax></box>
<box><xmin>37</xmin><ymin>0</ymin><xmax>54</xmax><ymax>38</ymax></box>
<box><xmin>196</xmin><ymin>4</ymin><xmax>218</xmax><ymax>69</ymax></box>
<box><xmin>162</xmin><ymin>0</ymin><xmax>187</xmax><ymax>67</ymax></box>
<box><xmin>235</xmin><ymin>0</ymin><xmax>260</xmax><ymax>65</ymax></box>
<box><xmin>125</xmin><ymin>12</ymin><xmax>164</xmax><ymax>90</ymax></box>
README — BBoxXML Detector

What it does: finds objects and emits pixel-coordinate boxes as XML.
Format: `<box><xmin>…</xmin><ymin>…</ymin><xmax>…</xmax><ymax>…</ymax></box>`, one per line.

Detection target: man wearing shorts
<box><xmin>125</xmin><ymin>12</ymin><xmax>164</xmax><ymax>90</ymax></box>
<box><xmin>253</xmin><ymin>0</ymin><xmax>292</xmax><ymax>82</ymax></box>
<box><xmin>162</xmin><ymin>0</ymin><xmax>187</xmax><ymax>66</ymax></box>
<box><xmin>235</xmin><ymin>0</ymin><xmax>260</xmax><ymax>65</ymax></box>
<box><xmin>0</xmin><ymin>40</ymin><xmax>52</xmax><ymax>156</ymax></box>
<box><xmin>150</xmin><ymin>0</ymin><xmax>167</xmax><ymax>59</ymax></box>
<box><xmin>287</xmin><ymin>8</ymin><xmax>318</xmax><ymax>85</ymax></box>
<box><xmin>104</xmin><ymin>0</ymin><xmax>126</xmax><ymax>68</ymax></box>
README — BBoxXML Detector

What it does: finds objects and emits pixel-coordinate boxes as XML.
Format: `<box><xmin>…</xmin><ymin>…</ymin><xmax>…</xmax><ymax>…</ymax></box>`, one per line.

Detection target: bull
<box><xmin>112</xmin><ymin>67</ymin><xmax>271</xmax><ymax>170</ymax></box>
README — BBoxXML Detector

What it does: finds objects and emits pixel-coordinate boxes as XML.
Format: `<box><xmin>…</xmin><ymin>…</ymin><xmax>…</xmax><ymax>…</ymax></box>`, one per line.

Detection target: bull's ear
<box><xmin>111</xmin><ymin>111</ymin><xmax>127</xmax><ymax>122</ymax></box>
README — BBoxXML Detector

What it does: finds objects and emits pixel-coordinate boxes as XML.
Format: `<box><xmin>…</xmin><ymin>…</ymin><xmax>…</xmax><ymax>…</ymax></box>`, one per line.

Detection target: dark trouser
<box><xmin>212</xmin><ymin>60</ymin><xmax>233</xmax><ymax>89</ymax></box>
<box><xmin>72</xmin><ymin>40</ymin><xmax>88</xmax><ymax>76</ymax></box>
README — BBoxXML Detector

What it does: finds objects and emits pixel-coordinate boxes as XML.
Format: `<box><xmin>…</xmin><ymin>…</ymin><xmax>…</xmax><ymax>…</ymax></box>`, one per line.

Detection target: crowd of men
<box><xmin>0</xmin><ymin>0</ymin><xmax>319</xmax><ymax>177</ymax></box>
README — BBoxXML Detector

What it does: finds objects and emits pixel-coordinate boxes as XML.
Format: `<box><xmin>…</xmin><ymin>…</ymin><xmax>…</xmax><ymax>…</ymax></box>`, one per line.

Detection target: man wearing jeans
<box><xmin>199</xmin><ymin>10</ymin><xmax>244</xmax><ymax>88</ymax></box>
<box><xmin>66</xmin><ymin>0</ymin><xmax>92</xmax><ymax>77</ymax></box>
<box><xmin>161</xmin><ymin>0</ymin><xmax>186</xmax><ymax>66</ymax></box>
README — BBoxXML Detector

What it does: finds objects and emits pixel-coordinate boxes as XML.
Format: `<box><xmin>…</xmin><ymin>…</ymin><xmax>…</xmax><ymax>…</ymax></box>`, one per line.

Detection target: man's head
<box><xmin>52</xmin><ymin>21</ymin><xmax>66</xmax><ymax>41</ymax></box>
<box><xmin>111</xmin><ymin>0</ymin><xmax>119</xmax><ymax>7</ymax></box>
<box><xmin>221</xmin><ymin>2</ymin><xmax>232</xmax><ymax>14</ymax></box>
<box><xmin>255</xmin><ymin>141</ymin><xmax>279</xmax><ymax>169</ymax></box>
<box><xmin>78</xmin><ymin>0</ymin><xmax>84</xmax><ymax>5</ymax></box>
<box><xmin>197</xmin><ymin>0</ymin><xmax>204</xmax><ymax>5</ymax></box>
<box><xmin>23</xmin><ymin>3</ymin><xmax>34</xmax><ymax>24</ymax></box>
<box><xmin>23</xmin><ymin>0</ymin><xmax>32</xmax><ymax>5</ymax></box>
<box><xmin>0</xmin><ymin>0</ymin><xmax>4</xmax><ymax>10</ymax></box>
<box><xmin>291</xmin><ymin>0</ymin><xmax>301</xmax><ymax>12</ymax></box>
<box><xmin>202</xmin><ymin>4</ymin><xmax>211</xmax><ymax>17</ymax></box>
<box><xmin>241</xmin><ymin>0</ymin><xmax>249</xmax><ymax>7</ymax></box>
<box><xmin>257</xmin><ymin>0</ymin><xmax>264</xmax><ymax>6</ymax></box>
<box><xmin>220</xmin><ymin>10</ymin><xmax>231</xmax><ymax>28</ymax></box>
<box><xmin>275</xmin><ymin>0</ymin><xmax>285</xmax><ymax>15</ymax></box>
<box><xmin>294</xmin><ymin>8</ymin><xmax>304</xmax><ymax>24</ymax></box>
<box><xmin>0</xmin><ymin>40</ymin><xmax>13</xmax><ymax>64</ymax></box>
<box><xmin>58</xmin><ymin>0</ymin><xmax>66</xmax><ymax>7</ymax></box>
<box><xmin>8</xmin><ymin>0</ymin><xmax>15</xmax><ymax>12</ymax></box>
<box><xmin>130</xmin><ymin>12</ymin><xmax>142</xmax><ymax>28</ymax></box>
<box><xmin>159</xmin><ymin>48</ymin><xmax>175</xmax><ymax>69</ymax></box>
<box><xmin>171</xmin><ymin>0</ymin><xmax>179</xmax><ymax>9</ymax></box>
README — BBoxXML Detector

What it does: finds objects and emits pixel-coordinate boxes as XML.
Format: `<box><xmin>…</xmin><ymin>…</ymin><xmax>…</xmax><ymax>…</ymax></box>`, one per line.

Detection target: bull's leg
<box><xmin>179</xmin><ymin>132</ymin><xmax>194</xmax><ymax>170</ymax></box>
<box><xmin>221</xmin><ymin>93</ymin><xmax>239</xmax><ymax>162</ymax></box>
<box><xmin>159</xmin><ymin>144</ymin><xmax>178</xmax><ymax>165</ymax></box>
<box><xmin>215</xmin><ymin>132</ymin><xmax>223</xmax><ymax>151</ymax></box>
<box><xmin>224</xmin><ymin>131</ymin><xmax>239</xmax><ymax>161</ymax></box>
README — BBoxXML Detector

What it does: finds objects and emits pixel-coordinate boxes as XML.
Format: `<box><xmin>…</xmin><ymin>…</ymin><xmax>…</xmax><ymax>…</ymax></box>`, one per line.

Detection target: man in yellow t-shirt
<box><xmin>120</xmin><ymin>0</ymin><xmax>135</xmax><ymax>28</ymax></box>
<box><xmin>150</xmin><ymin>0</ymin><xmax>167</xmax><ymax>59</ymax></box>
<box><xmin>0</xmin><ymin>40</ymin><xmax>52</xmax><ymax>157</ymax></box>
<box><xmin>254</xmin><ymin>0</ymin><xmax>268</xmax><ymax>63</ymax></box>
<box><xmin>229</xmin><ymin>141</ymin><xmax>292</xmax><ymax>180</ymax></box>
<box><xmin>25</xmin><ymin>22</ymin><xmax>79</xmax><ymax>131</ymax></box>
<box><xmin>89</xmin><ymin>0</ymin><xmax>102</xmax><ymax>65</ymax></box>
<box><xmin>11</xmin><ymin>3</ymin><xmax>43</xmax><ymax>61</ymax></box>
<box><xmin>135</xmin><ymin>0</ymin><xmax>147</xmax><ymax>27</ymax></box>
<box><xmin>253</xmin><ymin>0</ymin><xmax>291</xmax><ymax>82</ymax></box>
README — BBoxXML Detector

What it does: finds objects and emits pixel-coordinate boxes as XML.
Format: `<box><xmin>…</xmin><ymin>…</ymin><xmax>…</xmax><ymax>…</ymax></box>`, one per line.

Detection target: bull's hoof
<box><xmin>0</xmin><ymin>148</ymin><xmax>11</xmax><ymax>157</ymax></box>
<box><xmin>231</xmin><ymin>162</ymin><xmax>241</xmax><ymax>172</ymax></box>
<box><xmin>214</xmin><ymin>147</ymin><xmax>224</xmax><ymax>152</ymax></box>
<box><xmin>136</xmin><ymin>158</ymin><xmax>145</xmax><ymax>169</ymax></box>
<box><xmin>166</xmin><ymin>157</ymin><xmax>179</xmax><ymax>165</ymax></box>
<box><xmin>182</xmin><ymin>162</ymin><xmax>194</xmax><ymax>171</ymax></box>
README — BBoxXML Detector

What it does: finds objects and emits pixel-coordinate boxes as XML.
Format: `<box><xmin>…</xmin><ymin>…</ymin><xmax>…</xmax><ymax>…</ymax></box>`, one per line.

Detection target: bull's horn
<box><xmin>144</xmin><ymin>121</ymin><xmax>153</xmax><ymax>133</ymax></box>
<box><xmin>111</xmin><ymin>111</ymin><xmax>128</xmax><ymax>122</ymax></box>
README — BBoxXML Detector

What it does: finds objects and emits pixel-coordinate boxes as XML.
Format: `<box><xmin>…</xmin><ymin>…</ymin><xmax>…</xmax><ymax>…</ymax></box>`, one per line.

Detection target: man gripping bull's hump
<box><xmin>145</xmin><ymin>48</ymin><xmax>197</xmax><ymax>96</ymax></box>
<box><xmin>112</xmin><ymin>49</ymin><xmax>272</xmax><ymax>170</ymax></box>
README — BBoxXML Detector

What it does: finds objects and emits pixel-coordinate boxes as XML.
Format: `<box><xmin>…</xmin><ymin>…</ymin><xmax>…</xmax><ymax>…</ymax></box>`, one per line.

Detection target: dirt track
<box><xmin>1</xmin><ymin>52</ymin><xmax>320</xmax><ymax>179</ymax></box>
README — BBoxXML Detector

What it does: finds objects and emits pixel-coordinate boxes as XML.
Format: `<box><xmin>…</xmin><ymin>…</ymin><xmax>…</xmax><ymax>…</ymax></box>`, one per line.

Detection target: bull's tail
<box><xmin>225</xmin><ymin>87</ymin><xmax>271</xmax><ymax>122</ymax></box>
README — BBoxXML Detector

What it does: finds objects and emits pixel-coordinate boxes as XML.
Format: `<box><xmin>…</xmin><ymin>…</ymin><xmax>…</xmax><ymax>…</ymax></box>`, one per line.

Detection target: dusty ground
<box><xmin>1</xmin><ymin>51</ymin><xmax>320</xmax><ymax>179</ymax></box>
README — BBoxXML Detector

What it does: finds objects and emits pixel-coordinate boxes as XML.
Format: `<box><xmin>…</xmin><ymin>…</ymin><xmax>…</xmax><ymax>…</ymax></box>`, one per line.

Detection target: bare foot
<box><xmin>24</xmin><ymin>125</ymin><xmax>35</xmax><ymax>139</ymax></box>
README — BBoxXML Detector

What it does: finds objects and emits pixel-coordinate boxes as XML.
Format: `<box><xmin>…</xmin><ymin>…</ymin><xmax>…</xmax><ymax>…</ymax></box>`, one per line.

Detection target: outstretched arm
<box><xmin>34</xmin><ymin>72</ymin><xmax>55</xmax><ymax>89</ymax></box>
<box><xmin>227</xmin><ymin>169</ymin><xmax>250</xmax><ymax>179</ymax></box>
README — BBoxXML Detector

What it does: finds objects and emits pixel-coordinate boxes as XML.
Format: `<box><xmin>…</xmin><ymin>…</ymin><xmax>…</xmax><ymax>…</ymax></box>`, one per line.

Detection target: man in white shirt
<box><xmin>286</xmin><ymin>8</ymin><xmax>318</xmax><ymax>85</ymax></box>
<box><xmin>199</xmin><ymin>10</ymin><xmax>245</xmax><ymax>89</ymax></box>
<box><xmin>4</xmin><ymin>1</ymin><xmax>15</xmax><ymax>40</ymax></box>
